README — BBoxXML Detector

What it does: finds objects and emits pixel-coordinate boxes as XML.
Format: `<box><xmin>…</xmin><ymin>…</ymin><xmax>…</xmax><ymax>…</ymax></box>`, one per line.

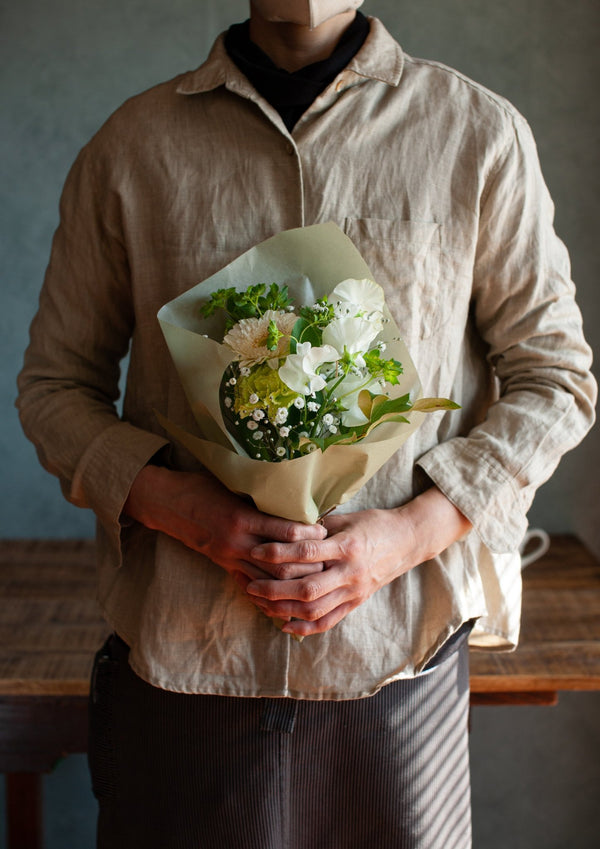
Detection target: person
<box><xmin>16</xmin><ymin>1</ymin><xmax>596</xmax><ymax>847</ymax></box>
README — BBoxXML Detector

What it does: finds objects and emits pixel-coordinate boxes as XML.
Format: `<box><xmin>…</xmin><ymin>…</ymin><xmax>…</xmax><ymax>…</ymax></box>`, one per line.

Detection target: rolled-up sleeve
<box><xmin>418</xmin><ymin>112</ymin><xmax>597</xmax><ymax>552</ymax></box>
<box><xmin>16</xmin><ymin>141</ymin><xmax>169</xmax><ymax>559</ymax></box>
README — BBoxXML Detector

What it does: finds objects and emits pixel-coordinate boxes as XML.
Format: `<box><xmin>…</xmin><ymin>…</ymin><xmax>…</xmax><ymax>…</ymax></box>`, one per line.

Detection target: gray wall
<box><xmin>1</xmin><ymin>1</ymin><xmax>599</xmax><ymax>847</ymax></box>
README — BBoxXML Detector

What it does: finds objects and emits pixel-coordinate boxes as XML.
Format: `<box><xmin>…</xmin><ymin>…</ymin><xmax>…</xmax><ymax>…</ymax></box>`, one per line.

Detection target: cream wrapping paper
<box><xmin>157</xmin><ymin>222</ymin><xmax>426</xmax><ymax>523</ymax></box>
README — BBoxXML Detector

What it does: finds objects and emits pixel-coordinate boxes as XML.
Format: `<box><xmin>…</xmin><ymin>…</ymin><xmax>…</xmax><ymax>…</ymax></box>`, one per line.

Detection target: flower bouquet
<box><xmin>157</xmin><ymin>223</ymin><xmax>457</xmax><ymax>523</ymax></box>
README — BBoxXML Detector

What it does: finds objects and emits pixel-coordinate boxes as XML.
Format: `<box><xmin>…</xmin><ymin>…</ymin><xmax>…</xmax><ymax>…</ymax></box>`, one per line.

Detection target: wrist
<box><xmin>122</xmin><ymin>463</ymin><xmax>171</xmax><ymax>523</ymax></box>
<box><xmin>396</xmin><ymin>487</ymin><xmax>472</xmax><ymax>564</ymax></box>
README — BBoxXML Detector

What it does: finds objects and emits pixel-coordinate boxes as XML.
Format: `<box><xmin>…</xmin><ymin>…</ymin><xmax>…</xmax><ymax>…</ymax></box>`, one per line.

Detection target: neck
<box><xmin>248</xmin><ymin>8</ymin><xmax>357</xmax><ymax>72</ymax></box>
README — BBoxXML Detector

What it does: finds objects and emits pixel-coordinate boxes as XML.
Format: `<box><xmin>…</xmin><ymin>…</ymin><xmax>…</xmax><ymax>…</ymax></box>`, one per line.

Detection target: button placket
<box><xmin>281</xmin><ymin>136</ymin><xmax>304</xmax><ymax>228</ymax></box>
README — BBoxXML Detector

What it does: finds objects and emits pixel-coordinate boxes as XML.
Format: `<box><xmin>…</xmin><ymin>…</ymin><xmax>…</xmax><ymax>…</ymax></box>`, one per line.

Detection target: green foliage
<box><xmin>363</xmin><ymin>349</ymin><xmax>403</xmax><ymax>384</ymax></box>
<box><xmin>201</xmin><ymin>283</ymin><xmax>293</xmax><ymax>329</ymax></box>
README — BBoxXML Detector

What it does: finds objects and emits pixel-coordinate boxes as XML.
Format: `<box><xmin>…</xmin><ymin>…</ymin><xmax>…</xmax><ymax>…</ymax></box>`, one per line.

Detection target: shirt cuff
<box><xmin>417</xmin><ymin>437</ymin><xmax>529</xmax><ymax>554</ymax></box>
<box><xmin>70</xmin><ymin>420</ymin><xmax>170</xmax><ymax>566</ymax></box>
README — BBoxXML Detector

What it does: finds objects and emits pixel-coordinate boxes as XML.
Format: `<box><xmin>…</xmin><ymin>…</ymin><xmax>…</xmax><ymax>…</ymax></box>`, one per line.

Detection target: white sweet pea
<box><xmin>279</xmin><ymin>342</ymin><xmax>339</xmax><ymax>395</ymax></box>
<box><xmin>331</xmin><ymin>278</ymin><xmax>385</xmax><ymax>327</ymax></box>
<box><xmin>336</xmin><ymin>373</ymin><xmax>385</xmax><ymax>427</ymax></box>
<box><xmin>322</xmin><ymin>315</ymin><xmax>380</xmax><ymax>363</ymax></box>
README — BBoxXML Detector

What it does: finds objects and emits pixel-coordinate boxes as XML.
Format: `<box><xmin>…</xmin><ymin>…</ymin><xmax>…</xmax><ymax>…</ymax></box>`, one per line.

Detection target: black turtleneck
<box><xmin>224</xmin><ymin>12</ymin><xmax>370</xmax><ymax>131</ymax></box>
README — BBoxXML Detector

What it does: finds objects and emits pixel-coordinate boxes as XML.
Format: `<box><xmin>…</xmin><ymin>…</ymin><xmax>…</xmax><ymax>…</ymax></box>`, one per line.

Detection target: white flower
<box><xmin>274</xmin><ymin>407</ymin><xmax>289</xmax><ymax>424</ymax></box>
<box><xmin>240</xmin><ymin>366</ymin><xmax>251</xmax><ymax>377</ymax></box>
<box><xmin>322</xmin><ymin>413</ymin><xmax>334</xmax><ymax>426</ymax></box>
<box><xmin>279</xmin><ymin>426</ymin><xmax>290</xmax><ymax>437</ymax></box>
<box><xmin>252</xmin><ymin>409</ymin><xmax>265</xmax><ymax>421</ymax></box>
<box><xmin>247</xmin><ymin>420</ymin><xmax>259</xmax><ymax>430</ymax></box>
<box><xmin>276</xmin><ymin>447</ymin><xmax>286</xmax><ymax>457</ymax></box>
<box><xmin>223</xmin><ymin>310</ymin><xmax>298</xmax><ymax>364</ymax></box>
<box><xmin>307</xmin><ymin>401</ymin><xmax>320</xmax><ymax>412</ymax></box>
<box><xmin>278</xmin><ymin>342</ymin><xmax>339</xmax><ymax>395</ymax></box>
<box><xmin>224</xmin><ymin>397</ymin><xmax>232</xmax><ymax>408</ymax></box>
<box><xmin>293</xmin><ymin>396</ymin><xmax>305</xmax><ymax>409</ymax></box>
<box><xmin>322</xmin><ymin>316</ymin><xmax>380</xmax><ymax>361</ymax></box>
<box><xmin>249</xmin><ymin>393</ymin><xmax>259</xmax><ymax>404</ymax></box>
<box><xmin>252</xmin><ymin>431</ymin><xmax>263</xmax><ymax>440</ymax></box>
<box><xmin>331</xmin><ymin>278</ymin><xmax>385</xmax><ymax>321</ymax></box>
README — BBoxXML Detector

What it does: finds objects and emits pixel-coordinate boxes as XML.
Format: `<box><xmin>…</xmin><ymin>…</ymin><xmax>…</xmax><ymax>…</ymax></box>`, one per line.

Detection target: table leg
<box><xmin>6</xmin><ymin>773</ymin><xmax>43</xmax><ymax>849</ymax></box>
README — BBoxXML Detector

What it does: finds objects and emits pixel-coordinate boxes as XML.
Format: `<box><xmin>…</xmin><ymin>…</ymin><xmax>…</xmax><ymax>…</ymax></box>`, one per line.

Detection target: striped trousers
<box><xmin>89</xmin><ymin>633</ymin><xmax>472</xmax><ymax>849</ymax></box>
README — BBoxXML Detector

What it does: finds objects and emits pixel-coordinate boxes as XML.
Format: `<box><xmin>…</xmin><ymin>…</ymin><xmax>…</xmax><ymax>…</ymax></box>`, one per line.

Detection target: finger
<box><xmin>251</xmin><ymin>536</ymin><xmax>341</xmax><ymax>565</ymax></box>
<box><xmin>319</xmin><ymin>514</ymin><xmax>348</xmax><ymax>534</ymax></box>
<box><xmin>248</xmin><ymin>514</ymin><xmax>328</xmax><ymax>544</ymax></box>
<box><xmin>246</xmin><ymin>566</ymin><xmax>343</xmax><ymax>602</ymax></box>
<box><xmin>246</xmin><ymin>581</ymin><xmax>352</xmax><ymax>622</ymax></box>
<box><xmin>234</xmin><ymin>561</ymin><xmax>277</xmax><ymax>583</ymax></box>
<box><xmin>250</xmin><ymin>587</ymin><xmax>347</xmax><ymax>625</ymax></box>
<box><xmin>249</xmin><ymin>560</ymin><xmax>326</xmax><ymax>580</ymax></box>
<box><xmin>281</xmin><ymin>601</ymin><xmax>358</xmax><ymax>636</ymax></box>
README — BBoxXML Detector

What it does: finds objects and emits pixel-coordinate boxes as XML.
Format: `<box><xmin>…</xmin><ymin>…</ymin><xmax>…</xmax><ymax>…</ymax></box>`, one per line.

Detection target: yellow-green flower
<box><xmin>234</xmin><ymin>362</ymin><xmax>298</xmax><ymax>420</ymax></box>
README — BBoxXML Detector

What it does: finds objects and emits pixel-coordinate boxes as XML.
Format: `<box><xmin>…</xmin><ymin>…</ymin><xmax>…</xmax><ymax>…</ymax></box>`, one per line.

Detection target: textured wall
<box><xmin>2</xmin><ymin>0</ymin><xmax>598</xmax><ymax>547</ymax></box>
<box><xmin>1</xmin><ymin>2</ymin><xmax>599</xmax><ymax>847</ymax></box>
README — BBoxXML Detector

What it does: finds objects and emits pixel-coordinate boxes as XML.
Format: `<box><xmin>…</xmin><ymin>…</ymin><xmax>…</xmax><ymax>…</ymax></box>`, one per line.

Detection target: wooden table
<box><xmin>1</xmin><ymin>535</ymin><xmax>600</xmax><ymax>848</ymax></box>
<box><xmin>469</xmin><ymin>534</ymin><xmax>600</xmax><ymax>705</ymax></box>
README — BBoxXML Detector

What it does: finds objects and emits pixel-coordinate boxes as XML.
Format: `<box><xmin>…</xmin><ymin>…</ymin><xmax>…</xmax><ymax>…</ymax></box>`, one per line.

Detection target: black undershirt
<box><xmin>224</xmin><ymin>12</ymin><xmax>370</xmax><ymax>131</ymax></box>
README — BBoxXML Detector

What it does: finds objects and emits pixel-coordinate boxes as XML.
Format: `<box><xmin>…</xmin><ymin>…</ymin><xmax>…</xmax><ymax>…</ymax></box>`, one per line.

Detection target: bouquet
<box><xmin>203</xmin><ymin>278</ymin><xmax>455</xmax><ymax>464</ymax></box>
<box><xmin>157</xmin><ymin>223</ymin><xmax>457</xmax><ymax>523</ymax></box>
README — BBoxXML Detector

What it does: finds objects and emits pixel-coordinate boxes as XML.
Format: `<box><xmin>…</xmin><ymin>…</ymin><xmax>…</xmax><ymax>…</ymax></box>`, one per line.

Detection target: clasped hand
<box><xmin>124</xmin><ymin>467</ymin><xmax>470</xmax><ymax>638</ymax></box>
<box><xmin>246</xmin><ymin>508</ymin><xmax>417</xmax><ymax>637</ymax></box>
<box><xmin>246</xmin><ymin>486</ymin><xmax>472</xmax><ymax>637</ymax></box>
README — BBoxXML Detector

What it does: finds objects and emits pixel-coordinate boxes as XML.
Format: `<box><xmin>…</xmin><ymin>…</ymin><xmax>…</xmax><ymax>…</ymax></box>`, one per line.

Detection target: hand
<box><xmin>246</xmin><ymin>487</ymin><xmax>472</xmax><ymax>636</ymax></box>
<box><xmin>123</xmin><ymin>465</ymin><xmax>327</xmax><ymax>589</ymax></box>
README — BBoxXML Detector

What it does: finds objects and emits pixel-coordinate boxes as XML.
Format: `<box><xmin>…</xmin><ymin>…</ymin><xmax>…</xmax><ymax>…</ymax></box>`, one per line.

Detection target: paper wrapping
<box><xmin>157</xmin><ymin>222</ymin><xmax>425</xmax><ymax>523</ymax></box>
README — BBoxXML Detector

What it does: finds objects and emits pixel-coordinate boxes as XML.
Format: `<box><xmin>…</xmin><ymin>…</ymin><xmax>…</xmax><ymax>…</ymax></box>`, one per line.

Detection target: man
<box><xmin>17</xmin><ymin>1</ymin><xmax>596</xmax><ymax>847</ymax></box>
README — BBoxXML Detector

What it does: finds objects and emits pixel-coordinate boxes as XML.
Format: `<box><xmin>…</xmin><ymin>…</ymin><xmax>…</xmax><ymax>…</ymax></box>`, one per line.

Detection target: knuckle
<box><xmin>341</xmin><ymin>535</ymin><xmax>361</xmax><ymax>560</ymax></box>
<box><xmin>284</xmin><ymin>523</ymin><xmax>304</xmax><ymax>542</ymax></box>
<box><xmin>300</xmin><ymin>580</ymin><xmax>321</xmax><ymax>602</ymax></box>
<box><xmin>260</xmin><ymin>543</ymin><xmax>281</xmax><ymax>563</ymax></box>
<box><xmin>299</xmin><ymin>540</ymin><xmax>319</xmax><ymax>561</ymax></box>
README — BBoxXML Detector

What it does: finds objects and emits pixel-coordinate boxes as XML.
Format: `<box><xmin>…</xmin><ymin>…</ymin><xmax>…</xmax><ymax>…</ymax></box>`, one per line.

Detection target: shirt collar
<box><xmin>175</xmin><ymin>17</ymin><xmax>404</xmax><ymax>98</ymax></box>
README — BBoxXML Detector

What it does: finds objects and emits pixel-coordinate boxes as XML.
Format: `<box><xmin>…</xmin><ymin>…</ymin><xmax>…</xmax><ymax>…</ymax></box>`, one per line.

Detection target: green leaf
<box><xmin>363</xmin><ymin>349</ymin><xmax>403</xmax><ymax>384</ymax></box>
<box><xmin>291</xmin><ymin>317</ymin><xmax>322</xmax><ymax>351</ymax></box>
<box><xmin>362</xmin><ymin>413</ymin><xmax>410</xmax><ymax>438</ymax></box>
<box><xmin>370</xmin><ymin>394</ymin><xmax>411</xmax><ymax>423</ymax></box>
<box><xmin>357</xmin><ymin>389</ymin><xmax>374</xmax><ymax>419</ymax></box>
<box><xmin>200</xmin><ymin>287</ymin><xmax>237</xmax><ymax>318</ymax></box>
<box><xmin>411</xmin><ymin>397</ymin><xmax>461</xmax><ymax>413</ymax></box>
<box><xmin>323</xmin><ymin>430</ymin><xmax>359</xmax><ymax>449</ymax></box>
<box><xmin>258</xmin><ymin>283</ymin><xmax>293</xmax><ymax>314</ymax></box>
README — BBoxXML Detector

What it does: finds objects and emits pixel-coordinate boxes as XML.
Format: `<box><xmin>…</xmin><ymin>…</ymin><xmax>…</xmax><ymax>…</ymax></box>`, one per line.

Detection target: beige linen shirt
<box><xmin>17</xmin><ymin>18</ymin><xmax>596</xmax><ymax>698</ymax></box>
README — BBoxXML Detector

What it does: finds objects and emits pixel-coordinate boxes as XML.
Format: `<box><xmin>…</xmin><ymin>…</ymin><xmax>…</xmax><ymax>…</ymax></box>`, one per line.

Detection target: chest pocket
<box><xmin>343</xmin><ymin>218</ymin><xmax>443</xmax><ymax>342</ymax></box>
